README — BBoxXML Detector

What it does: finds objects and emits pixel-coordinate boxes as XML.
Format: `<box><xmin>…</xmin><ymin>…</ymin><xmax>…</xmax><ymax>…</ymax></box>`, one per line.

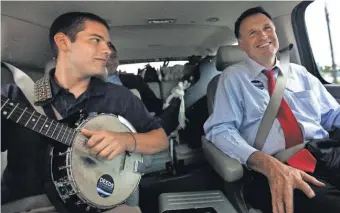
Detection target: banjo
<box><xmin>1</xmin><ymin>95</ymin><xmax>144</xmax><ymax>212</ymax></box>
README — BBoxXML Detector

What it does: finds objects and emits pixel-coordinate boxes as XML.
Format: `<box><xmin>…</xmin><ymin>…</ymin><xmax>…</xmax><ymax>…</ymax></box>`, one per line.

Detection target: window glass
<box><xmin>305</xmin><ymin>0</ymin><xmax>340</xmax><ymax>83</ymax></box>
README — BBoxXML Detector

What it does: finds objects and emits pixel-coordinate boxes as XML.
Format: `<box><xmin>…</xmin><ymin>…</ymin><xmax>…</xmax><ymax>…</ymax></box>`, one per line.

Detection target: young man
<box><xmin>1</xmin><ymin>12</ymin><xmax>168</xmax><ymax>212</ymax></box>
<box><xmin>204</xmin><ymin>6</ymin><xmax>340</xmax><ymax>213</ymax></box>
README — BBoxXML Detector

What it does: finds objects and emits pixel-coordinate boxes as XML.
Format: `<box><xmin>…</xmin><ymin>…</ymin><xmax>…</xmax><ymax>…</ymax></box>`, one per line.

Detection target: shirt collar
<box><xmin>87</xmin><ymin>77</ymin><xmax>108</xmax><ymax>97</ymax></box>
<box><xmin>47</xmin><ymin>69</ymin><xmax>107</xmax><ymax>100</ymax></box>
<box><xmin>245</xmin><ymin>55</ymin><xmax>293</xmax><ymax>79</ymax></box>
<box><xmin>49</xmin><ymin>69</ymin><xmax>62</xmax><ymax>97</ymax></box>
<box><xmin>245</xmin><ymin>55</ymin><xmax>277</xmax><ymax>78</ymax></box>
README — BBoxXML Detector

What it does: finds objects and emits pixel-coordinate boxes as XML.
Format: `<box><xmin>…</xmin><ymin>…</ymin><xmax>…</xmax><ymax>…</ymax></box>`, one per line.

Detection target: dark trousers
<box><xmin>246</xmin><ymin>139</ymin><xmax>340</xmax><ymax>213</ymax></box>
<box><xmin>246</xmin><ymin>172</ymin><xmax>340</xmax><ymax>213</ymax></box>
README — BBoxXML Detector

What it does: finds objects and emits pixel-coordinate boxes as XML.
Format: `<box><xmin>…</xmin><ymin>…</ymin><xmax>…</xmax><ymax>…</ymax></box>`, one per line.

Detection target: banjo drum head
<box><xmin>70</xmin><ymin>114</ymin><xmax>142</xmax><ymax>208</ymax></box>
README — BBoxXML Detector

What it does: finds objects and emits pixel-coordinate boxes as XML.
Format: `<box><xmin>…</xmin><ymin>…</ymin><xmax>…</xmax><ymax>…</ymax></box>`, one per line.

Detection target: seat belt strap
<box><xmin>2</xmin><ymin>62</ymin><xmax>63</xmax><ymax>120</ymax></box>
<box><xmin>254</xmin><ymin>44</ymin><xmax>292</xmax><ymax>151</ymax></box>
<box><xmin>2</xmin><ymin>62</ymin><xmax>46</xmax><ymax>115</ymax></box>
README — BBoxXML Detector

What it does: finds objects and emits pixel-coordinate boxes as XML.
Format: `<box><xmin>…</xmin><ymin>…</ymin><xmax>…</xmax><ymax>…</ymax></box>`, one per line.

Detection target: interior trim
<box><xmin>1</xmin><ymin>14</ymin><xmax>48</xmax><ymax>29</ymax></box>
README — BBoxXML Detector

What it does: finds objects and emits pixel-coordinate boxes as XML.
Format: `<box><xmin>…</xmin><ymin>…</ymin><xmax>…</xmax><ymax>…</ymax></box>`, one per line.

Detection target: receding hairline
<box><xmin>238</xmin><ymin>13</ymin><xmax>275</xmax><ymax>39</ymax></box>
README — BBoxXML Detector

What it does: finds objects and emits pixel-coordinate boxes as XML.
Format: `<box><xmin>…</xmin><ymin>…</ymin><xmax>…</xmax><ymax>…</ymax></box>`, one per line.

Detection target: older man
<box><xmin>204</xmin><ymin>6</ymin><xmax>340</xmax><ymax>213</ymax></box>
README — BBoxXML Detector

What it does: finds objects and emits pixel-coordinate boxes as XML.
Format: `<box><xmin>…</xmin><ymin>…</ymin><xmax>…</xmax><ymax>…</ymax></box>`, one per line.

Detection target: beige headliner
<box><xmin>1</xmin><ymin>1</ymin><xmax>301</xmax><ymax>69</ymax></box>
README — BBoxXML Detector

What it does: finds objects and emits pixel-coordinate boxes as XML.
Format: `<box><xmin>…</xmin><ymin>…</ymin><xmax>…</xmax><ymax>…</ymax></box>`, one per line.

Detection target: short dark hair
<box><xmin>234</xmin><ymin>6</ymin><xmax>272</xmax><ymax>39</ymax></box>
<box><xmin>49</xmin><ymin>12</ymin><xmax>110</xmax><ymax>57</ymax></box>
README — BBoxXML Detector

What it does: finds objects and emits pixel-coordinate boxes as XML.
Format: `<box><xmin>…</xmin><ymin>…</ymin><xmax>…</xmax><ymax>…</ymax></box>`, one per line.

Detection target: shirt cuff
<box><xmin>237</xmin><ymin>142</ymin><xmax>258</xmax><ymax>165</ymax></box>
<box><xmin>214</xmin><ymin>133</ymin><xmax>258</xmax><ymax>165</ymax></box>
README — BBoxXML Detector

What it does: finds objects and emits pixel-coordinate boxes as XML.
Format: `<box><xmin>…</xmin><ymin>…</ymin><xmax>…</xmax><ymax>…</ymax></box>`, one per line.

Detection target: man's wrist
<box><xmin>247</xmin><ymin>151</ymin><xmax>282</xmax><ymax>177</ymax></box>
<box><xmin>125</xmin><ymin>132</ymin><xmax>137</xmax><ymax>152</ymax></box>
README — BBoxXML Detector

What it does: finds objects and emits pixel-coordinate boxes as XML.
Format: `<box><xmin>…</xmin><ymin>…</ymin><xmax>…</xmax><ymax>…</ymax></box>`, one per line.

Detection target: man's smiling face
<box><xmin>238</xmin><ymin>13</ymin><xmax>279</xmax><ymax>65</ymax></box>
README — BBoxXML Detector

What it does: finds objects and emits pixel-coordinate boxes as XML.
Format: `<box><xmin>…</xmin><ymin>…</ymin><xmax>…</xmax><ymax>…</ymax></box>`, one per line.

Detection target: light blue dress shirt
<box><xmin>204</xmin><ymin>56</ymin><xmax>340</xmax><ymax>165</ymax></box>
<box><xmin>107</xmin><ymin>73</ymin><xmax>123</xmax><ymax>86</ymax></box>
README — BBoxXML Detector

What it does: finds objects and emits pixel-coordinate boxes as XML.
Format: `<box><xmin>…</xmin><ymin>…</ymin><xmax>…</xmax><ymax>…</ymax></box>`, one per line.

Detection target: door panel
<box><xmin>325</xmin><ymin>84</ymin><xmax>340</xmax><ymax>104</ymax></box>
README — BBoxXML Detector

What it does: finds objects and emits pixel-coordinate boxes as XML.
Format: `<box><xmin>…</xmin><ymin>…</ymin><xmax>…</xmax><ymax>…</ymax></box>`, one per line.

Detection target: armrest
<box><xmin>201</xmin><ymin>136</ymin><xmax>243</xmax><ymax>182</ymax></box>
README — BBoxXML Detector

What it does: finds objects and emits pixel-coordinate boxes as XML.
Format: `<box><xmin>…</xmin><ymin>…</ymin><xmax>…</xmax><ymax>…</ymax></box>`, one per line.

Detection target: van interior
<box><xmin>1</xmin><ymin>1</ymin><xmax>339</xmax><ymax>213</ymax></box>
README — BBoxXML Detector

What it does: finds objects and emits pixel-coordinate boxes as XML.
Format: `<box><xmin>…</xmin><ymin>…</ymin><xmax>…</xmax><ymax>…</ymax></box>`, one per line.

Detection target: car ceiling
<box><xmin>1</xmin><ymin>1</ymin><xmax>301</xmax><ymax>69</ymax></box>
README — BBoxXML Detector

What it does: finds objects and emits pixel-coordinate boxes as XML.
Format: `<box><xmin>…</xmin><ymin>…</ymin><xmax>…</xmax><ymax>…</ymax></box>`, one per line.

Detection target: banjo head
<box><xmin>69</xmin><ymin>114</ymin><xmax>142</xmax><ymax>209</ymax></box>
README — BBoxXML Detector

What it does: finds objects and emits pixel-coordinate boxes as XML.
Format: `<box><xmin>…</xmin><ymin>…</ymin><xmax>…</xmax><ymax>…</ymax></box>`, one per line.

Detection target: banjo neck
<box><xmin>1</xmin><ymin>95</ymin><xmax>76</xmax><ymax>146</ymax></box>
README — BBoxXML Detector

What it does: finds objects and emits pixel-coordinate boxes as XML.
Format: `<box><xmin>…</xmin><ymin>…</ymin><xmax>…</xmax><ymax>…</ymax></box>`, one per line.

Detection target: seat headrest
<box><xmin>45</xmin><ymin>59</ymin><xmax>56</xmax><ymax>74</ymax></box>
<box><xmin>216</xmin><ymin>45</ymin><xmax>247</xmax><ymax>71</ymax></box>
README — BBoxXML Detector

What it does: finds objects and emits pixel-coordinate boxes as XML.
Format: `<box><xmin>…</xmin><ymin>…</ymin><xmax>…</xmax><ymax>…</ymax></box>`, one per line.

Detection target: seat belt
<box><xmin>2</xmin><ymin>62</ymin><xmax>46</xmax><ymax>115</ymax></box>
<box><xmin>253</xmin><ymin>44</ymin><xmax>292</xmax><ymax>151</ymax></box>
<box><xmin>2</xmin><ymin>62</ymin><xmax>63</xmax><ymax>120</ymax></box>
<box><xmin>253</xmin><ymin>45</ymin><xmax>313</xmax><ymax>167</ymax></box>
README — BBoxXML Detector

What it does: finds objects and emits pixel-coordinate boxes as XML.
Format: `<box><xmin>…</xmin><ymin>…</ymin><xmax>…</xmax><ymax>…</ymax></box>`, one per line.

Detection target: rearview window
<box><xmin>118</xmin><ymin>61</ymin><xmax>188</xmax><ymax>75</ymax></box>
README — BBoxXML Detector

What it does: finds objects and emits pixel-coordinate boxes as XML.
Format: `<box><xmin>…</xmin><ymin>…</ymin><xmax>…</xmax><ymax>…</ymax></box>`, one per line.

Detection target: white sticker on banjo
<box><xmin>96</xmin><ymin>174</ymin><xmax>114</xmax><ymax>198</ymax></box>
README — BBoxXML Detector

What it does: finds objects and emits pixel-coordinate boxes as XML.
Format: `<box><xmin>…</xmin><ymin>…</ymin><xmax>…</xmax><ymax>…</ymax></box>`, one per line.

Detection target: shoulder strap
<box><xmin>254</xmin><ymin>44</ymin><xmax>292</xmax><ymax>151</ymax></box>
<box><xmin>2</xmin><ymin>62</ymin><xmax>46</xmax><ymax>115</ymax></box>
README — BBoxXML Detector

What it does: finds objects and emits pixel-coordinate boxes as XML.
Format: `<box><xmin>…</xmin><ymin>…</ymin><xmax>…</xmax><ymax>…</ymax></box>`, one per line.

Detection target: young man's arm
<box><xmin>82</xmin><ymin>127</ymin><xmax>167</xmax><ymax>159</ymax></box>
<box><xmin>82</xmin><ymin>87</ymin><xmax>168</xmax><ymax>159</ymax></box>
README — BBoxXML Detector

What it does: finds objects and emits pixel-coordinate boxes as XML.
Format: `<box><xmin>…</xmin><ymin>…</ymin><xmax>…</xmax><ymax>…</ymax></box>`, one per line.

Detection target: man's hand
<box><xmin>247</xmin><ymin>151</ymin><xmax>325</xmax><ymax>213</ymax></box>
<box><xmin>267</xmin><ymin>163</ymin><xmax>325</xmax><ymax>213</ymax></box>
<box><xmin>81</xmin><ymin>129</ymin><xmax>134</xmax><ymax>160</ymax></box>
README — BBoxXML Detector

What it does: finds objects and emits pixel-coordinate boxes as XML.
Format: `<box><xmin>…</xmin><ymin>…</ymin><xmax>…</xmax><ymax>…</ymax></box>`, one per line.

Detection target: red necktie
<box><xmin>264</xmin><ymin>69</ymin><xmax>316</xmax><ymax>173</ymax></box>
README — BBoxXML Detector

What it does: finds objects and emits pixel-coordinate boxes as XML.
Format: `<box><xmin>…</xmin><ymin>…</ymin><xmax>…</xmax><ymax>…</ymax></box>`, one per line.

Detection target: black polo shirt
<box><xmin>1</xmin><ymin>70</ymin><xmax>162</xmax><ymax>203</ymax></box>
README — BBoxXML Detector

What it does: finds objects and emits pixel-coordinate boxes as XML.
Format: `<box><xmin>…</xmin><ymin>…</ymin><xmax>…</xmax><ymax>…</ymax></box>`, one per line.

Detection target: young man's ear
<box><xmin>54</xmin><ymin>32</ymin><xmax>71</xmax><ymax>53</ymax></box>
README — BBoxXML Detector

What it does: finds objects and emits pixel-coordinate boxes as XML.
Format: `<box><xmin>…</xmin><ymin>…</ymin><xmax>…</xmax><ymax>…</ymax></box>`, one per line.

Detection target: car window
<box><xmin>118</xmin><ymin>61</ymin><xmax>188</xmax><ymax>75</ymax></box>
<box><xmin>305</xmin><ymin>0</ymin><xmax>340</xmax><ymax>83</ymax></box>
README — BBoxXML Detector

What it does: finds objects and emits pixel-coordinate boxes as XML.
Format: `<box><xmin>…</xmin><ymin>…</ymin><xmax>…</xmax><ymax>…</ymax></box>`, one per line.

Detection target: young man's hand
<box><xmin>82</xmin><ymin>129</ymin><xmax>135</xmax><ymax>160</ymax></box>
